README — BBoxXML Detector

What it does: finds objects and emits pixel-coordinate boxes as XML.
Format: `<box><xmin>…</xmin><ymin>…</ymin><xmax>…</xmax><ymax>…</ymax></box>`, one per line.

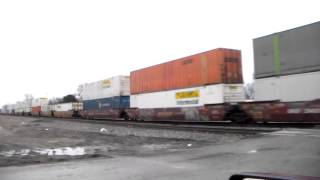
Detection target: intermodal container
<box><xmin>32</xmin><ymin>106</ymin><xmax>41</xmax><ymax>113</ymax></box>
<box><xmin>32</xmin><ymin>98</ymin><xmax>49</xmax><ymax>107</ymax></box>
<box><xmin>83</xmin><ymin>96</ymin><xmax>130</xmax><ymax>111</ymax></box>
<box><xmin>24</xmin><ymin>107</ymin><xmax>31</xmax><ymax>113</ymax></box>
<box><xmin>130</xmin><ymin>84</ymin><xmax>245</xmax><ymax>109</ymax></box>
<box><xmin>254</xmin><ymin>71</ymin><xmax>320</xmax><ymax>102</ymax></box>
<box><xmin>52</xmin><ymin>102</ymin><xmax>83</xmax><ymax>112</ymax></box>
<box><xmin>253</xmin><ymin>21</ymin><xmax>320</xmax><ymax>78</ymax></box>
<box><xmin>130</xmin><ymin>48</ymin><xmax>243</xmax><ymax>94</ymax></box>
<box><xmin>80</xmin><ymin>75</ymin><xmax>130</xmax><ymax>100</ymax></box>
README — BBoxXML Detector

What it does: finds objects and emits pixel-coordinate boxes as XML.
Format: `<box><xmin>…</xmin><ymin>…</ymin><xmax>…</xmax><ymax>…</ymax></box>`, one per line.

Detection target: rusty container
<box><xmin>130</xmin><ymin>48</ymin><xmax>243</xmax><ymax>94</ymax></box>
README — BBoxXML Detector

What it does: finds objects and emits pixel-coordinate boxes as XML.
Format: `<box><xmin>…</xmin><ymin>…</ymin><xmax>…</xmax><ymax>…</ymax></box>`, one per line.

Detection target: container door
<box><xmin>224</xmin><ymin>57</ymin><xmax>242</xmax><ymax>83</ymax></box>
<box><xmin>200</xmin><ymin>54</ymin><xmax>209</xmax><ymax>85</ymax></box>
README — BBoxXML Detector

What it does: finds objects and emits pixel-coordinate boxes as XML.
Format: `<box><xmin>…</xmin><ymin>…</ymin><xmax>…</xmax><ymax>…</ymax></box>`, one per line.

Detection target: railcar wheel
<box><xmin>224</xmin><ymin>105</ymin><xmax>252</xmax><ymax>124</ymax></box>
<box><xmin>120</xmin><ymin>110</ymin><xmax>129</xmax><ymax>120</ymax></box>
<box><xmin>228</xmin><ymin>112</ymin><xmax>252</xmax><ymax>123</ymax></box>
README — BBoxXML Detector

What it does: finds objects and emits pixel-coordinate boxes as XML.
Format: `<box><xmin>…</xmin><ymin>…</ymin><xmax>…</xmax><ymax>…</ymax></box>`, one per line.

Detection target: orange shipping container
<box><xmin>130</xmin><ymin>48</ymin><xmax>243</xmax><ymax>94</ymax></box>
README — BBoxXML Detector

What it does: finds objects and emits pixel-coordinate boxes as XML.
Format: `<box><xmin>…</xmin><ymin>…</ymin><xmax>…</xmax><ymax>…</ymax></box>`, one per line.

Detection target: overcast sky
<box><xmin>0</xmin><ymin>0</ymin><xmax>319</xmax><ymax>106</ymax></box>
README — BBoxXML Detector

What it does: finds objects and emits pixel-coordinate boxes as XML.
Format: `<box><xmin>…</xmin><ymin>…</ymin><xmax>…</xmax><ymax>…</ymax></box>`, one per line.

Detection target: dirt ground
<box><xmin>0</xmin><ymin>115</ymin><xmax>247</xmax><ymax>167</ymax></box>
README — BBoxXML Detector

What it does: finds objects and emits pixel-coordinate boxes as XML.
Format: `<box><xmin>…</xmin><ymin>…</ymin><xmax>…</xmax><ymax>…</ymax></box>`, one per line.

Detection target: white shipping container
<box><xmin>130</xmin><ymin>84</ymin><xmax>245</xmax><ymax>109</ymax></box>
<box><xmin>41</xmin><ymin>105</ymin><xmax>50</xmax><ymax>112</ymax></box>
<box><xmin>24</xmin><ymin>106</ymin><xmax>32</xmax><ymax>113</ymax></box>
<box><xmin>32</xmin><ymin>98</ymin><xmax>49</xmax><ymax>107</ymax></box>
<box><xmin>53</xmin><ymin>102</ymin><xmax>83</xmax><ymax>112</ymax></box>
<box><xmin>254</xmin><ymin>71</ymin><xmax>320</xmax><ymax>102</ymax></box>
<box><xmin>81</xmin><ymin>75</ymin><xmax>130</xmax><ymax>100</ymax></box>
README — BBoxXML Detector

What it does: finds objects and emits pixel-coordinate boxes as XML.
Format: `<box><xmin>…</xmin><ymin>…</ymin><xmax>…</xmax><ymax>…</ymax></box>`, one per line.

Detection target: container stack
<box><xmin>80</xmin><ymin>75</ymin><xmax>130</xmax><ymax>111</ymax></box>
<box><xmin>31</xmin><ymin>98</ymin><xmax>49</xmax><ymax>115</ymax></box>
<box><xmin>253</xmin><ymin>21</ymin><xmax>320</xmax><ymax>102</ymax></box>
<box><xmin>130</xmin><ymin>48</ymin><xmax>246</xmax><ymax>109</ymax></box>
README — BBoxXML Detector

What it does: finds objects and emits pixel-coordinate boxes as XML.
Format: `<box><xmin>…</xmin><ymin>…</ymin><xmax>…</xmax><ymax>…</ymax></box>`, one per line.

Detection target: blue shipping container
<box><xmin>83</xmin><ymin>96</ymin><xmax>130</xmax><ymax>111</ymax></box>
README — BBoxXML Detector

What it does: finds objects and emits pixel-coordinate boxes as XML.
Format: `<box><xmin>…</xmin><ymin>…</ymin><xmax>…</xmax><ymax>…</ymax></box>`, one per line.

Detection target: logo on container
<box><xmin>98</xmin><ymin>102</ymin><xmax>111</xmax><ymax>109</ymax></box>
<box><xmin>176</xmin><ymin>90</ymin><xmax>200</xmax><ymax>99</ymax></box>
<box><xmin>177</xmin><ymin>100</ymin><xmax>199</xmax><ymax>105</ymax></box>
<box><xmin>101</xmin><ymin>79</ymin><xmax>112</xmax><ymax>88</ymax></box>
<box><xmin>176</xmin><ymin>90</ymin><xmax>200</xmax><ymax>105</ymax></box>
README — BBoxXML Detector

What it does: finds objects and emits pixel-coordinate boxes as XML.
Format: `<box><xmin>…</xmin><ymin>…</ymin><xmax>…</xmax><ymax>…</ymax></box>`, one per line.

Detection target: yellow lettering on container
<box><xmin>176</xmin><ymin>90</ymin><xmax>200</xmax><ymax>99</ymax></box>
<box><xmin>102</xmin><ymin>79</ymin><xmax>112</xmax><ymax>88</ymax></box>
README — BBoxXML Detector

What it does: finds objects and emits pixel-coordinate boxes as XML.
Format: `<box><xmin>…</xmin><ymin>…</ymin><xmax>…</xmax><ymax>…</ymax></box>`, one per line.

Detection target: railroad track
<box><xmin>2</xmin><ymin>115</ymin><xmax>319</xmax><ymax>134</ymax></box>
<box><xmin>84</xmin><ymin>118</ymin><xmax>319</xmax><ymax>128</ymax></box>
<box><xmin>52</xmin><ymin>117</ymin><xmax>283</xmax><ymax>134</ymax></box>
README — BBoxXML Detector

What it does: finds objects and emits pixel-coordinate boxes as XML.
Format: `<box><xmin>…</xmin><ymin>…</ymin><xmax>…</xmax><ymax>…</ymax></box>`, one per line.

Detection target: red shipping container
<box><xmin>31</xmin><ymin>106</ymin><xmax>41</xmax><ymax>113</ymax></box>
<box><xmin>130</xmin><ymin>48</ymin><xmax>243</xmax><ymax>94</ymax></box>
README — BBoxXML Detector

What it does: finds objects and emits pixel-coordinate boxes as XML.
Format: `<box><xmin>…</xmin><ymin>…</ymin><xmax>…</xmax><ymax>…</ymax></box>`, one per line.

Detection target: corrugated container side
<box><xmin>130</xmin><ymin>84</ymin><xmax>245</xmax><ymax>109</ymax></box>
<box><xmin>130</xmin><ymin>48</ymin><xmax>243</xmax><ymax>94</ymax></box>
<box><xmin>32</xmin><ymin>98</ymin><xmax>49</xmax><ymax>107</ymax></box>
<box><xmin>254</xmin><ymin>21</ymin><xmax>320</xmax><ymax>78</ymax></box>
<box><xmin>41</xmin><ymin>105</ymin><xmax>49</xmax><ymax>112</ymax></box>
<box><xmin>24</xmin><ymin>107</ymin><xmax>31</xmax><ymax>113</ymax></box>
<box><xmin>120</xmin><ymin>76</ymin><xmax>130</xmax><ymax>96</ymax></box>
<box><xmin>52</xmin><ymin>102</ymin><xmax>82</xmax><ymax>112</ymax></box>
<box><xmin>81</xmin><ymin>75</ymin><xmax>130</xmax><ymax>100</ymax></box>
<box><xmin>54</xmin><ymin>103</ymin><xmax>72</xmax><ymax>111</ymax></box>
<box><xmin>32</xmin><ymin>106</ymin><xmax>41</xmax><ymax>113</ymax></box>
<box><xmin>72</xmin><ymin>102</ymin><xmax>83</xmax><ymax>111</ymax></box>
<box><xmin>254</xmin><ymin>71</ymin><xmax>320</xmax><ymax>102</ymax></box>
<box><xmin>280</xmin><ymin>22</ymin><xmax>320</xmax><ymax>74</ymax></box>
<box><xmin>83</xmin><ymin>96</ymin><xmax>130</xmax><ymax>111</ymax></box>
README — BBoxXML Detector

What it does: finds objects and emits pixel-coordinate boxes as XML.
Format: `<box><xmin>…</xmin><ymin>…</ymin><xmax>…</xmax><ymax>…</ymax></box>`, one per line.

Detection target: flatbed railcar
<box><xmin>123</xmin><ymin>99</ymin><xmax>320</xmax><ymax>123</ymax></box>
<box><xmin>15</xmin><ymin>99</ymin><xmax>320</xmax><ymax>124</ymax></box>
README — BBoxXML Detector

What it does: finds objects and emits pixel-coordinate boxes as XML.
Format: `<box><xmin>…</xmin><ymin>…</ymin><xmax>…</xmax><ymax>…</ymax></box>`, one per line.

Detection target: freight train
<box><xmin>2</xmin><ymin>21</ymin><xmax>320</xmax><ymax>123</ymax></box>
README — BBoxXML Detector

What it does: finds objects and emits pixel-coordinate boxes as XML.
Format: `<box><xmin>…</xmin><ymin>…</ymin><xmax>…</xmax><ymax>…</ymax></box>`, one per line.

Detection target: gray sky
<box><xmin>0</xmin><ymin>0</ymin><xmax>319</xmax><ymax>106</ymax></box>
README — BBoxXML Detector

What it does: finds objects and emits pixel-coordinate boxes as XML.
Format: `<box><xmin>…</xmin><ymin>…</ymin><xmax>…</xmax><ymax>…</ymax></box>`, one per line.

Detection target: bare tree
<box><xmin>62</xmin><ymin>94</ymin><xmax>78</xmax><ymax>103</ymax></box>
<box><xmin>48</xmin><ymin>97</ymin><xmax>63</xmax><ymax>105</ymax></box>
<box><xmin>1</xmin><ymin>105</ymin><xmax>8</xmax><ymax>113</ymax></box>
<box><xmin>77</xmin><ymin>84</ymin><xmax>84</xmax><ymax>101</ymax></box>
<box><xmin>24</xmin><ymin>94</ymin><xmax>34</xmax><ymax>107</ymax></box>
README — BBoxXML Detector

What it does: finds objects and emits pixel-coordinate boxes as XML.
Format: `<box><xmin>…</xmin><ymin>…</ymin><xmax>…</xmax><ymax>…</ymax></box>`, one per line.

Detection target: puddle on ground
<box><xmin>0</xmin><ymin>143</ymin><xmax>179</xmax><ymax>158</ymax></box>
<box><xmin>0</xmin><ymin>146</ymin><xmax>116</xmax><ymax>157</ymax></box>
<box><xmin>0</xmin><ymin>149</ymin><xmax>31</xmax><ymax>157</ymax></box>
